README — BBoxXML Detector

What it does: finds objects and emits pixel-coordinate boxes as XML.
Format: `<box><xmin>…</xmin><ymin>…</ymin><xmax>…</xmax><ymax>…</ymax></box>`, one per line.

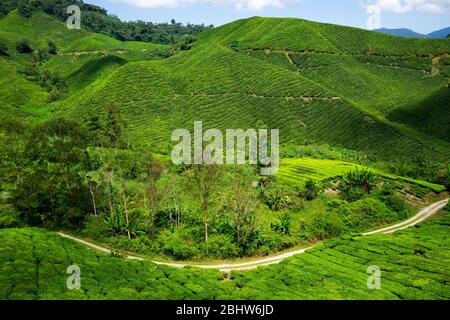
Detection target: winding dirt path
<box><xmin>58</xmin><ymin>198</ymin><xmax>448</xmax><ymax>272</ymax></box>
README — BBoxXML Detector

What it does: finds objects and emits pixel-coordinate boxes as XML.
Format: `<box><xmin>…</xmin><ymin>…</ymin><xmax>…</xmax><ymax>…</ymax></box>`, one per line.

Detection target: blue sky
<box><xmin>86</xmin><ymin>0</ymin><xmax>450</xmax><ymax>34</ymax></box>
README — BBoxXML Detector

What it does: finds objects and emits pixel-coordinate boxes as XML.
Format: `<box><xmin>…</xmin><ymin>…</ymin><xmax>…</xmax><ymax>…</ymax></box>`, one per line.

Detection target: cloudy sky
<box><xmin>86</xmin><ymin>0</ymin><xmax>450</xmax><ymax>33</ymax></box>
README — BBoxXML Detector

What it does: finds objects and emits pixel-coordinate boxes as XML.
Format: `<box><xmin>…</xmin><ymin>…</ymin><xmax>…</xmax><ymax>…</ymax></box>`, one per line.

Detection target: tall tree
<box><xmin>191</xmin><ymin>164</ymin><xmax>224</xmax><ymax>243</ymax></box>
<box><xmin>227</xmin><ymin>167</ymin><xmax>259</xmax><ymax>244</ymax></box>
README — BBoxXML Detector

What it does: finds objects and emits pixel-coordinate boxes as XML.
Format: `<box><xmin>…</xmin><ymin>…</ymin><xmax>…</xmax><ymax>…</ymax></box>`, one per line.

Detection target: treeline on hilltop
<box><xmin>0</xmin><ymin>0</ymin><xmax>213</xmax><ymax>44</ymax></box>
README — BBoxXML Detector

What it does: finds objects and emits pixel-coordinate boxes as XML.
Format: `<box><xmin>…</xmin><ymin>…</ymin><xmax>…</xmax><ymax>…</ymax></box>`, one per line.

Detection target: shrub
<box><xmin>256</xmin><ymin>230</ymin><xmax>296</xmax><ymax>254</ymax></box>
<box><xmin>308</xmin><ymin>212</ymin><xmax>346</xmax><ymax>240</ymax></box>
<box><xmin>0</xmin><ymin>206</ymin><xmax>20</xmax><ymax>228</ymax></box>
<box><xmin>338</xmin><ymin>198</ymin><xmax>399</xmax><ymax>230</ymax></box>
<box><xmin>374</xmin><ymin>183</ymin><xmax>408</xmax><ymax>214</ymax></box>
<box><xmin>270</xmin><ymin>212</ymin><xmax>293</xmax><ymax>236</ymax></box>
<box><xmin>157</xmin><ymin>226</ymin><xmax>198</xmax><ymax>260</ymax></box>
<box><xmin>261</xmin><ymin>184</ymin><xmax>303</xmax><ymax>211</ymax></box>
<box><xmin>230</xmin><ymin>40</ymin><xmax>239</xmax><ymax>51</ymax></box>
<box><xmin>0</xmin><ymin>40</ymin><xmax>8</xmax><ymax>56</ymax></box>
<box><xmin>16</xmin><ymin>40</ymin><xmax>33</xmax><ymax>54</ymax></box>
<box><xmin>340</xmin><ymin>168</ymin><xmax>377</xmax><ymax>200</ymax></box>
<box><xmin>82</xmin><ymin>215</ymin><xmax>110</xmax><ymax>238</ymax></box>
<box><xmin>344</xmin><ymin>187</ymin><xmax>364</xmax><ymax>202</ymax></box>
<box><xmin>33</xmin><ymin>48</ymin><xmax>48</xmax><ymax>63</ymax></box>
<box><xmin>303</xmin><ymin>179</ymin><xmax>320</xmax><ymax>200</ymax></box>
<box><xmin>48</xmin><ymin>41</ymin><xmax>57</xmax><ymax>55</ymax></box>
<box><xmin>200</xmin><ymin>234</ymin><xmax>240</xmax><ymax>258</ymax></box>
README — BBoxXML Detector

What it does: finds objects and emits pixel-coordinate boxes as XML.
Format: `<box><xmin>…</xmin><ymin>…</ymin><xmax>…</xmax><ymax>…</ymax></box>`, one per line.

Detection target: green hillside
<box><xmin>0</xmin><ymin>10</ymin><xmax>170</xmax><ymax>120</ymax></box>
<box><xmin>1</xmin><ymin>211</ymin><xmax>449</xmax><ymax>299</ymax></box>
<box><xmin>1</xmin><ymin>11</ymin><xmax>449</xmax><ymax>163</ymax></box>
<box><xmin>55</xmin><ymin>16</ymin><xmax>450</xmax><ymax>162</ymax></box>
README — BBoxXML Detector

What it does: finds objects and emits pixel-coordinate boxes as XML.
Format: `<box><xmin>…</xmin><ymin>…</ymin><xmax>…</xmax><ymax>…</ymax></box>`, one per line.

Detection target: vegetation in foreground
<box><xmin>1</xmin><ymin>209</ymin><xmax>449</xmax><ymax>300</ymax></box>
<box><xmin>1</xmin><ymin>116</ymin><xmax>446</xmax><ymax>261</ymax></box>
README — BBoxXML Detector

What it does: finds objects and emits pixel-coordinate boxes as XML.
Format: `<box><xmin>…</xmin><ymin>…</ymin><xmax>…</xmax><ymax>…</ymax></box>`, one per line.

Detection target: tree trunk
<box><xmin>121</xmin><ymin>180</ymin><xmax>131</xmax><ymax>239</ymax></box>
<box><xmin>204</xmin><ymin>201</ymin><xmax>209</xmax><ymax>243</ymax></box>
<box><xmin>89</xmin><ymin>185</ymin><xmax>97</xmax><ymax>217</ymax></box>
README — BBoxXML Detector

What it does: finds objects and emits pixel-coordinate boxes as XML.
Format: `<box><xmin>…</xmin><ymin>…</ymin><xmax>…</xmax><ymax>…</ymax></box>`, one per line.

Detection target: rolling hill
<box><xmin>1</xmin><ymin>12</ymin><xmax>450</xmax><ymax>164</ymax></box>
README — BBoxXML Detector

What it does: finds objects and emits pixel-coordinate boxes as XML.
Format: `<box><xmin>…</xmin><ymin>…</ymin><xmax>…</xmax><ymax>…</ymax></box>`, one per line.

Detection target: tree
<box><xmin>105</xmin><ymin>105</ymin><xmax>125</xmax><ymax>147</ymax></box>
<box><xmin>303</xmin><ymin>179</ymin><xmax>319</xmax><ymax>200</ymax></box>
<box><xmin>160</xmin><ymin>174</ymin><xmax>185</xmax><ymax>228</ymax></box>
<box><xmin>141</xmin><ymin>155</ymin><xmax>165</xmax><ymax>238</ymax></box>
<box><xmin>191</xmin><ymin>164</ymin><xmax>224</xmax><ymax>243</ymax></box>
<box><xmin>227</xmin><ymin>167</ymin><xmax>259</xmax><ymax>244</ymax></box>
<box><xmin>16</xmin><ymin>39</ymin><xmax>33</xmax><ymax>53</ymax></box>
<box><xmin>85</xmin><ymin>172</ymin><xmax>101</xmax><ymax>217</ymax></box>
<box><xmin>13</xmin><ymin>118</ymin><xmax>92</xmax><ymax>228</ymax></box>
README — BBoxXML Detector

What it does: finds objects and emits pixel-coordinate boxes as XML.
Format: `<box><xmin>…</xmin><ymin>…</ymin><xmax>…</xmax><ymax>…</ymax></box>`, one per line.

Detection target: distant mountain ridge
<box><xmin>376</xmin><ymin>27</ymin><xmax>450</xmax><ymax>38</ymax></box>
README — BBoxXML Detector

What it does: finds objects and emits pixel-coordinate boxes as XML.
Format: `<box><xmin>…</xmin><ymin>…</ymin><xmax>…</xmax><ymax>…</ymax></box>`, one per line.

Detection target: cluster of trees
<box><xmin>13</xmin><ymin>40</ymin><xmax>65</xmax><ymax>100</ymax></box>
<box><xmin>0</xmin><ymin>0</ymin><xmax>212</xmax><ymax>45</ymax></box>
<box><xmin>1</xmin><ymin>109</ymin><xmax>445</xmax><ymax>260</ymax></box>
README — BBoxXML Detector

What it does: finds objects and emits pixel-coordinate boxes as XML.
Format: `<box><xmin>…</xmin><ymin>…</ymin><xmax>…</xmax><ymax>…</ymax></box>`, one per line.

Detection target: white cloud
<box><xmin>108</xmin><ymin>0</ymin><xmax>294</xmax><ymax>10</ymax></box>
<box><xmin>367</xmin><ymin>0</ymin><xmax>450</xmax><ymax>13</ymax></box>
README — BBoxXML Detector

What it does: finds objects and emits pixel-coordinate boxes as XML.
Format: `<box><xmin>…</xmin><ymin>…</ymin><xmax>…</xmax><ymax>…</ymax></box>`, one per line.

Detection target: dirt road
<box><xmin>58</xmin><ymin>198</ymin><xmax>448</xmax><ymax>272</ymax></box>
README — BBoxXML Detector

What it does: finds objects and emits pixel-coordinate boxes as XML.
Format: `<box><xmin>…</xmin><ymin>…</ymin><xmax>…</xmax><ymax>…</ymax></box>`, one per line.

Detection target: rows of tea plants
<box><xmin>2</xmin><ymin>211</ymin><xmax>449</xmax><ymax>299</ymax></box>
<box><xmin>277</xmin><ymin>158</ymin><xmax>445</xmax><ymax>192</ymax></box>
<box><xmin>199</xmin><ymin>16</ymin><xmax>450</xmax><ymax>56</ymax></box>
<box><xmin>230</xmin><ymin>213</ymin><xmax>450</xmax><ymax>299</ymax></box>
<box><xmin>0</xmin><ymin>227</ymin><xmax>233</xmax><ymax>299</ymax></box>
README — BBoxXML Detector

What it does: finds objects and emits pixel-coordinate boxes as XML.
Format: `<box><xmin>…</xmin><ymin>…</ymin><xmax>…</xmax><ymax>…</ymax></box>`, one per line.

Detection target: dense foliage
<box><xmin>0</xmin><ymin>0</ymin><xmax>212</xmax><ymax>45</ymax></box>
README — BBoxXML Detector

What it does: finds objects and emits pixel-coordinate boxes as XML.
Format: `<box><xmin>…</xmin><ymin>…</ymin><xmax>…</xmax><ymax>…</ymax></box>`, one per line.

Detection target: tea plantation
<box><xmin>1</xmin><ymin>211</ymin><xmax>449</xmax><ymax>299</ymax></box>
<box><xmin>1</xmin><ymin>11</ymin><xmax>449</xmax><ymax>162</ymax></box>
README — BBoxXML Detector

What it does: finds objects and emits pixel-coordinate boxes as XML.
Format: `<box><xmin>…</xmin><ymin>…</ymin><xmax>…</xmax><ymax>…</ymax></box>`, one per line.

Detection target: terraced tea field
<box><xmin>1</xmin><ymin>211</ymin><xmax>449</xmax><ymax>299</ymax></box>
<box><xmin>277</xmin><ymin>158</ymin><xmax>446</xmax><ymax>192</ymax></box>
<box><xmin>1</xmin><ymin>11</ymin><xmax>449</xmax><ymax>163</ymax></box>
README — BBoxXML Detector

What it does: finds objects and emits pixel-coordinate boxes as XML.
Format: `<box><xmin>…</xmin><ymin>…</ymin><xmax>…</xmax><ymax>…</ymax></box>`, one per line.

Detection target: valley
<box><xmin>0</xmin><ymin>2</ymin><xmax>449</xmax><ymax>301</ymax></box>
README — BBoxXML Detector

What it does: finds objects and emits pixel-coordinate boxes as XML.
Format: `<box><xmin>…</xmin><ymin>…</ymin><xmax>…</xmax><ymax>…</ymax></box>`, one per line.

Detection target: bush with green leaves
<box><xmin>270</xmin><ymin>212</ymin><xmax>294</xmax><ymax>236</ymax></box>
<box><xmin>15</xmin><ymin>39</ymin><xmax>33</xmax><ymax>53</ymax></box>
<box><xmin>260</xmin><ymin>184</ymin><xmax>304</xmax><ymax>211</ymax></box>
<box><xmin>0</xmin><ymin>39</ymin><xmax>8</xmax><ymax>56</ymax></box>
<box><xmin>0</xmin><ymin>205</ymin><xmax>20</xmax><ymax>228</ymax></box>
<box><xmin>374</xmin><ymin>182</ymin><xmax>409</xmax><ymax>215</ymax></box>
<box><xmin>303</xmin><ymin>179</ymin><xmax>321</xmax><ymax>200</ymax></box>
<box><xmin>306</xmin><ymin>211</ymin><xmax>346</xmax><ymax>240</ymax></box>
<box><xmin>340</xmin><ymin>168</ymin><xmax>378</xmax><ymax>200</ymax></box>
<box><xmin>338</xmin><ymin>197</ymin><xmax>402</xmax><ymax>230</ymax></box>
<box><xmin>199</xmin><ymin>234</ymin><xmax>240</xmax><ymax>258</ymax></box>
<box><xmin>157</xmin><ymin>226</ymin><xmax>199</xmax><ymax>260</ymax></box>
<box><xmin>48</xmin><ymin>40</ymin><xmax>57</xmax><ymax>55</ymax></box>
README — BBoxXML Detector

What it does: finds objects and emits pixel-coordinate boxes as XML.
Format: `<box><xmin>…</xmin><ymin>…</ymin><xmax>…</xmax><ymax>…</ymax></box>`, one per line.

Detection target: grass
<box><xmin>1</xmin><ymin>211</ymin><xmax>449</xmax><ymax>299</ymax></box>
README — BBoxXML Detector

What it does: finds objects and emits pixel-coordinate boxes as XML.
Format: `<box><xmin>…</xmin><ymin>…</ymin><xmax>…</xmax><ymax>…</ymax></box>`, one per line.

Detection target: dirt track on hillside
<box><xmin>58</xmin><ymin>198</ymin><xmax>448</xmax><ymax>272</ymax></box>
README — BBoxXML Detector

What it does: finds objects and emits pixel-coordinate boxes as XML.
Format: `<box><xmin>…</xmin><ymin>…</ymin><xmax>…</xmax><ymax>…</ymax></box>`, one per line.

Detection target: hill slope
<box><xmin>2</xmin><ymin>13</ymin><xmax>450</xmax><ymax>163</ymax></box>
